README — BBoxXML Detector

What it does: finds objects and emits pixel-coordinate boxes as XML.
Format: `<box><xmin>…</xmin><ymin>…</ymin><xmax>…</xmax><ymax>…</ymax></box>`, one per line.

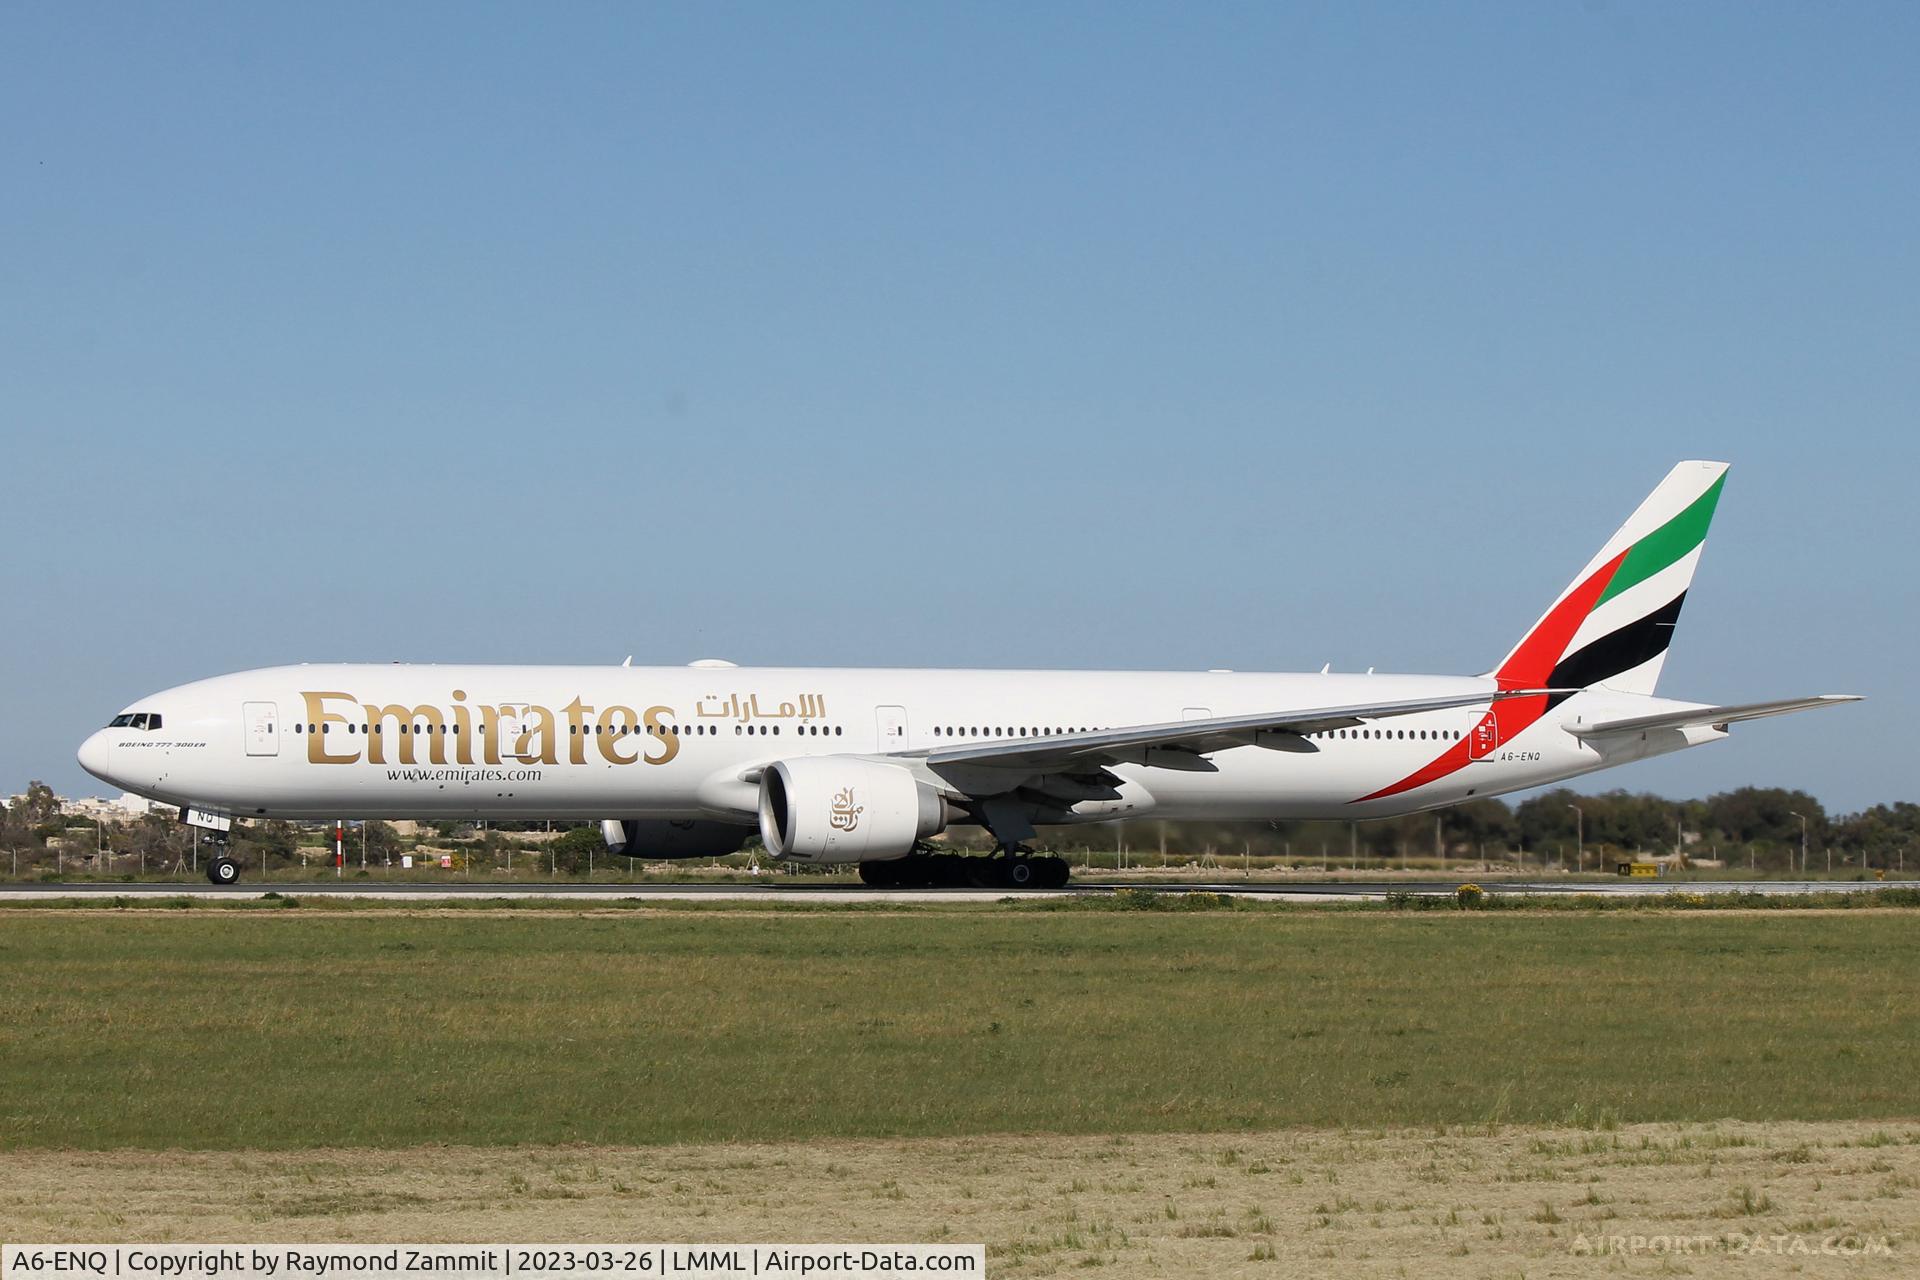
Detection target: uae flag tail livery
<box><xmin>1360</xmin><ymin>461</ymin><xmax>1732</xmax><ymax>803</ymax></box>
<box><xmin>1497</xmin><ymin>459</ymin><xmax>1726</xmax><ymax>703</ymax></box>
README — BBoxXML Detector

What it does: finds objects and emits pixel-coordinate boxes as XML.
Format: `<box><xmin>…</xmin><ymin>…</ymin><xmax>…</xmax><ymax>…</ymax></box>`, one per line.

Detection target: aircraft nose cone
<box><xmin>77</xmin><ymin>730</ymin><xmax>116</xmax><ymax>785</ymax></box>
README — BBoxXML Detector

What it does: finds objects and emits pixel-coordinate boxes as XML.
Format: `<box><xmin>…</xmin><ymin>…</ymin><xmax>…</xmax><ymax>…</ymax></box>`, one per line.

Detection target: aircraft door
<box><xmin>1182</xmin><ymin>707</ymin><xmax>1213</xmax><ymax>721</ymax></box>
<box><xmin>244</xmin><ymin>702</ymin><xmax>279</xmax><ymax>757</ymax></box>
<box><xmin>497</xmin><ymin>705</ymin><xmax>529</xmax><ymax>762</ymax></box>
<box><xmin>876</xmin><ymin>705</ymin><xmax>908</xmax><ymax>752</ymax></box>
<box><xmin>1467</xmin><ymin>714</ymin><xmax>1499</xmax><ymax>761</ymax></box>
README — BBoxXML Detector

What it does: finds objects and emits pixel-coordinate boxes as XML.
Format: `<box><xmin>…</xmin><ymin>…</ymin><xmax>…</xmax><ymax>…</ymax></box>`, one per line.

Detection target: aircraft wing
<box><xmin>896</xmin><ymin>689</ymin><xmax>1553</xmax><ymax>774</ymax></box>
<box><xmin>1567</xmin><ymin>694</ymin><xmax>1861</xmax><ymax>740</ymax></box>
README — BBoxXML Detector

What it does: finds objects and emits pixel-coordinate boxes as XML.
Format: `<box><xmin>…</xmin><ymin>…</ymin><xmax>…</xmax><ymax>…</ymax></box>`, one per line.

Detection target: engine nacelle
<box><xmin>600</xmin><ymin>818</ymin><xmax>754</xmax><ymax>859</ymax></box>
<box><xmin>757</xmin><ymin>758</ymin><xmax>951</xmax><ymax>863</ymax></box>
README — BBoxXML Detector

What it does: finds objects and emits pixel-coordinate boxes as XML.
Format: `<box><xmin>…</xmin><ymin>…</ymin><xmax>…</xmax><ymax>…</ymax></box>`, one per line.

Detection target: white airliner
<box><xmin>79</xmin><ymin>461</ymin><xmax>1856</xmax><ymax>887</ymax></box>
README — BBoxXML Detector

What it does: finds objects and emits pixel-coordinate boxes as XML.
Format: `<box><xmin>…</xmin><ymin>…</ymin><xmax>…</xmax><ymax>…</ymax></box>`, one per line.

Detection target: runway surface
<box><xmin>0</xmin><ymin>879</ymin><xmax>1908</xmax><ymax>903</ymax></box>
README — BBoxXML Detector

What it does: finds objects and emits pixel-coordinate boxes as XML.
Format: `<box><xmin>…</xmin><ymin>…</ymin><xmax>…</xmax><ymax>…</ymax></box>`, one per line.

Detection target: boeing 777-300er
<box><xmin>78</xmin><ymin>461</ymin><xmax>1857</xmax><ymax>887</ymax></box>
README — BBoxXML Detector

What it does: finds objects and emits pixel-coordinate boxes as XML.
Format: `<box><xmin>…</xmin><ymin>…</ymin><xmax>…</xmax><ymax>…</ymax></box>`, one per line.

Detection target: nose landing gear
<box><xmin>182</xmin><ymin>808</ymin><xmax>240</xmax><ymax>884</ymax></box>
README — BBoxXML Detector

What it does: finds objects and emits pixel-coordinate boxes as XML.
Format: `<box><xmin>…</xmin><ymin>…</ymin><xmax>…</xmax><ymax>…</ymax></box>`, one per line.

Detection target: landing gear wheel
<box><xmin>1005</xmin><ymin>856</ymin><xmax>1037</xmax><ymax>888</ymax></box>
<box><xmin>859</xmin><ymin>860</ymin><xmax>905</xmax><ymax>888</ymax></box>
<box><xmin>1037</xmin><ymin>856</ymin><xmax>1071</xmax><ymax>889</ymax></box>
<box><xmin>207</xmin><ymin>856</ymin><xmax>239</xmax><ymax>886</ymax></box>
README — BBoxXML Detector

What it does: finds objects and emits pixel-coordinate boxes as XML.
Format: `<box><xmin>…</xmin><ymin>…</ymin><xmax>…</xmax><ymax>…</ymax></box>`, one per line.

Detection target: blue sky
<box><xmin>3</xmin><ymin>3</ymin><xmax>1913</xmax><ymax>811</ymax></box>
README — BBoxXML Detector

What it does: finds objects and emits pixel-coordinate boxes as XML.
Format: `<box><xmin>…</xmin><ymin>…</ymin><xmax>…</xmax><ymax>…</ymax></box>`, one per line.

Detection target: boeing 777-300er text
<box><xmin>79</xmin><ymin>461</ymin><xmax>1857</xmax><ymax>887</ymax></box>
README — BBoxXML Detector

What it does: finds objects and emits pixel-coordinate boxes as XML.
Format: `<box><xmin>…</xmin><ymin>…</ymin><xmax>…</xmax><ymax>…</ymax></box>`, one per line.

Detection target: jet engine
<box><xmin>757</xmin><ymin>758</ymin><xmax>953</xmax><ymax>862</ymax></box>
<box><xmin>600</xmin><ymin>818</ymin><xmax>755</xmax><ymax>859</ymax></box>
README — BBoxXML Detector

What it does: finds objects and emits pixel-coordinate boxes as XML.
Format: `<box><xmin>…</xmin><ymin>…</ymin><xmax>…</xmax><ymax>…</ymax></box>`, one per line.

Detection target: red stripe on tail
<box><xmin>1354</xmin><ymin>550</ymin><xmax>1625</xmax><ymax>803</ymax></box>
<box><xmin>1495</xmin><ymin>549</ymin><xmax>1629</xmax><ymax>689</ymax></box>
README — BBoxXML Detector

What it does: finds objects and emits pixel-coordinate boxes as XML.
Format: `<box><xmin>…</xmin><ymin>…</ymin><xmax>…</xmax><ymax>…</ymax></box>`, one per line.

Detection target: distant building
<box><xmin>17</xmin><ymin>792</ymin><xmax>172</xmax><ymax>821</ymax></box>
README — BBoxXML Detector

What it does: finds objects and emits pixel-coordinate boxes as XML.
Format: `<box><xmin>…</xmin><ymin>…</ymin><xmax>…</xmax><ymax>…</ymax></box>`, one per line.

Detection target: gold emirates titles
<box><xmin>300</xmin><ymin>691</ymin><xmax>681</xmax><ymax>768</ymax></box>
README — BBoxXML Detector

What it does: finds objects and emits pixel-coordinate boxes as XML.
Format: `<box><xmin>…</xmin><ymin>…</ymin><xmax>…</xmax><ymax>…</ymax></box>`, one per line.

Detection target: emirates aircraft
<box><xmin>78</xmin><ymin>461</ymin><xmax>1855</xmax><ymax>887</ymax></box>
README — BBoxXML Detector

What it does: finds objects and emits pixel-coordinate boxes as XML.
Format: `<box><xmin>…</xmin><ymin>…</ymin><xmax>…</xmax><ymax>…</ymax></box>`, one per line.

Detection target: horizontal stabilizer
<box><xmin>1569</xmin><ymin>694</ymin><xmax>1861</xmax><ymax>739</ymax></box>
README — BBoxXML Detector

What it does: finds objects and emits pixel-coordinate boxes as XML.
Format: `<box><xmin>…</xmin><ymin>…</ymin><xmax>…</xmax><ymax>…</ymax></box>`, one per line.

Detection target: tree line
<box><xmin>1067</xmin><ymin>788</ymin><xmax>1918</xmax><ymax>871</ymax></box>
<box><xmin>5</xmin><ymin>783</ymin><xmax>1916</xmax><ymax>874</ymax></box>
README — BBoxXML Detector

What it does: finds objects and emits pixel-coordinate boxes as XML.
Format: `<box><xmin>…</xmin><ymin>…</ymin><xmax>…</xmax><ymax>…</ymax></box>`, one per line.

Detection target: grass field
<box><xmin>2</xmin><ymin>907</ymin><xmax>1914</xmax><ymax>1150</ymax></box>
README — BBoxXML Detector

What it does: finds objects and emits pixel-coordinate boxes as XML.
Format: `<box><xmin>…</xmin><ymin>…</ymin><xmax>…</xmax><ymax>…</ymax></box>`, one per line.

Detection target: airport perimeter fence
<box><xmin>6</xmin><ymin>835</ymin><xmax>1911</xmax><ymax>885</ymax></box>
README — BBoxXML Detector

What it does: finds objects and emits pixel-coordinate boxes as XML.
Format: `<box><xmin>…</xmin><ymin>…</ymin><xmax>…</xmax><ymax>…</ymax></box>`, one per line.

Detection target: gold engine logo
<box><xmin>828</xmin><ymin>787</ymin><xmax>863</xmax><ymax>832</ymax></box>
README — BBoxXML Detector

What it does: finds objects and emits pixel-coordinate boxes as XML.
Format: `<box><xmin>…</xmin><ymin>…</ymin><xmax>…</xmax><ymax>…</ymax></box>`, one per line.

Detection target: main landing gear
<box><xmin>859</xmin><ymin>850</ymin><xmax>1072</xmax><ymax>890</ymax></box>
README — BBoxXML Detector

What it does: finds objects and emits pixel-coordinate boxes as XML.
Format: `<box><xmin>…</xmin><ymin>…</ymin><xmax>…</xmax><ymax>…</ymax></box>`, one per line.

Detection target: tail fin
<box><xmin>1493</xmin><ymin>460</ymin><xmax>1727</xmax><ymax>700</ymax></box>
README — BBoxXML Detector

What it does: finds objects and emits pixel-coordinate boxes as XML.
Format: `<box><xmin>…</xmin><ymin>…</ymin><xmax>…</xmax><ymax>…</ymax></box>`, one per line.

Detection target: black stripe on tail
<box><xmin>1546</xmin><ymin>591</ymin><xmax>1688</xmax><ymax>710</ymax></box>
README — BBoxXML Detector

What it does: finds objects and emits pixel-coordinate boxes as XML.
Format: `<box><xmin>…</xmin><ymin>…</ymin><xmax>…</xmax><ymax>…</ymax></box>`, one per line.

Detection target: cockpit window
<box><xmin>109</xmin><ymin>714</ymin><xmax>134</xmax><ymax>727</ymax></box>
<box><xmin>108</xmin><ymin>713</ymin><xmax>161</xmax><ymax>730</ymax></box>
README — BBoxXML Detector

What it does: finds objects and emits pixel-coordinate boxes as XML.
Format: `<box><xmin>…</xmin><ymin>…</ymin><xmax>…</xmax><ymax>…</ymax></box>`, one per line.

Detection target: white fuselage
<box><xmin>76</xmin><ymin>663</ymin><xmax>1719</xmax><ymax>826</ymax></box>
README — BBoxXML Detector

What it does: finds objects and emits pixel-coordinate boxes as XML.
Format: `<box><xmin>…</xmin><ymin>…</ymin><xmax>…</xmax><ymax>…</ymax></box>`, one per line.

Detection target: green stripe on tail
<box><xmin>1594</xmin><ymin>473</ymin><xmax>1725</xmax><ymax>607</ymax></box>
